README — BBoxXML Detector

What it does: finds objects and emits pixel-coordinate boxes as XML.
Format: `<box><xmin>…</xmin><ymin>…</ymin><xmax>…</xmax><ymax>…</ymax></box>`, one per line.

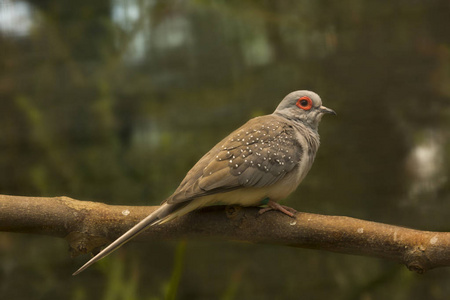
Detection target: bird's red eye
<box><xmin>296</xmin><ymin>96</ymin><xmax>313</xmax><ymax>110</ymax></box>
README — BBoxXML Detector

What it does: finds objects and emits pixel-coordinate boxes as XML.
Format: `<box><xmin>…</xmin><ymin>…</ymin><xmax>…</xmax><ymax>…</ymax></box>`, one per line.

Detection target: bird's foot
<box><xmin>258</xmin><ymin>200</ymin><xmax>297</xmax><ymax>218</ymax></box>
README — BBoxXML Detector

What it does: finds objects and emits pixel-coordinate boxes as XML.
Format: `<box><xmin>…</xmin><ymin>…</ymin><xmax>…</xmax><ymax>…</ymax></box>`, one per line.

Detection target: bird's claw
<box><xmin>258</xmin><ymin>200</ymin><xmax>297</xmax><ymax>218</ymax></box>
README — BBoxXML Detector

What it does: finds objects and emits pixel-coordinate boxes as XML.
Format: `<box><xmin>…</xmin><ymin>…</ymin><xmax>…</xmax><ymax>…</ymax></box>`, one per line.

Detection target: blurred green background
<box><xmin>1</xmin><ymin>0</ymin><xmax>449</xmax><ymax>299</ymax></box>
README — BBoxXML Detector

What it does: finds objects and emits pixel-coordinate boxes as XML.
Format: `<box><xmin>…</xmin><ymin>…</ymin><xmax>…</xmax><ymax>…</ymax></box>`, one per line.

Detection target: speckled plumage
<box><xmin>167</xmin><ymin>116</ymin><xmax>309</xmax><ymax>203</ymax></box>
<box><xmin>73</xmin><ymin>90</ymin><xmax>335</xmax><ymax>275</ymax></box>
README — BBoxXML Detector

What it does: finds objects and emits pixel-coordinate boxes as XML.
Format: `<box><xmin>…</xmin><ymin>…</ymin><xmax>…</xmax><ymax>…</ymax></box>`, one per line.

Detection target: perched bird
<box><xmin>73</xmin><ymin>90</ymin><xmax>335</xmax><ymax>275</ymax></box>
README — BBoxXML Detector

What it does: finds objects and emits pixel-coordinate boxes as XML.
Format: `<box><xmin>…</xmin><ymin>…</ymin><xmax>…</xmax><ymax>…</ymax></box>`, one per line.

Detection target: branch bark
<box><xmin>1</xmin><ymin>194</ymin><xmax>449</xmax><ymax>273</ymax></box>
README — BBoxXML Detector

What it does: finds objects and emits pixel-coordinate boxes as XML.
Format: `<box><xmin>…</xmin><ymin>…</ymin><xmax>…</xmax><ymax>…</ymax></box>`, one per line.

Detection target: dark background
<box><xmin>1</xmin><ymin>0</ymin><xmax>449</xmax><ymax>299</ymax></box>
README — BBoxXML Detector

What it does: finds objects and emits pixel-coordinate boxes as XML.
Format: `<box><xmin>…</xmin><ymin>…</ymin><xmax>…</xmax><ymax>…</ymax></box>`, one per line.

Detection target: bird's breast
<box><xmin>291</xmin><ymin>127</ymin><xmax>320</xmax><ymax>185</ymax></box>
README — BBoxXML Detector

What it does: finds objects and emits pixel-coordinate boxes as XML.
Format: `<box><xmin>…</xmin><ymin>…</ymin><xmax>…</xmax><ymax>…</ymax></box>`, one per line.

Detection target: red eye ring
<box><xmin>296</xmin><ymin>96</ymin><xmax>313</xmax><ymax>110</ymax></box>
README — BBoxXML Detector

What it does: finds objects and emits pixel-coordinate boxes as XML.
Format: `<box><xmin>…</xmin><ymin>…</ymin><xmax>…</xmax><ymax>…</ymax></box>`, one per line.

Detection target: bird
<box><xmin>73</xmin><ymin>90</ymin><xmax>335</xmax><ymax>275</ymax></box>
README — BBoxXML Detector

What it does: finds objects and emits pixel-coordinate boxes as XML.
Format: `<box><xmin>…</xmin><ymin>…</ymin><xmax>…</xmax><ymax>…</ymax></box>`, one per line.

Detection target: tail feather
<box><xmin>72</xmin><ymin>203</ymin><xmax>177</xmax><ymax>275</ymax></box>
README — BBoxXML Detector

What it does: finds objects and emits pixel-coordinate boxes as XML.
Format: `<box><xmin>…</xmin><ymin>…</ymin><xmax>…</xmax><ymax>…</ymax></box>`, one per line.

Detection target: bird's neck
<box><xmin>292</xmin><ymin>120</ymin><xmax>321</xmax><ymax>154</ymax></box>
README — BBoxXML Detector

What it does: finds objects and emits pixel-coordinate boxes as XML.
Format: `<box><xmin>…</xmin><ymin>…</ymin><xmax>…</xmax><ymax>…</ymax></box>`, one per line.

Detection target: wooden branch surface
<box><xmin>1</xmin><ymin>194</ymin><xmax>449</xmax><ymax>273</ymax></box>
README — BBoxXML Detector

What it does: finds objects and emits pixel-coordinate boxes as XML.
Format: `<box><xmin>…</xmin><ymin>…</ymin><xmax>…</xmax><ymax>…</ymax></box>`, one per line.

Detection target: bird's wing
<box><xmin>165</xmin><ymin>116</ymin><xmax>303</xmax><ymax>204</ymax></box>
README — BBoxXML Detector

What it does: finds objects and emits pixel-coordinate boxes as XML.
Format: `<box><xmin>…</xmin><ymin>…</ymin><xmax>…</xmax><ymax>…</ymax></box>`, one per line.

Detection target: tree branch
<box><xmin>1</xmin><ymin>194</ymin><xmax>449</xmax><ymax>273</ymax></box>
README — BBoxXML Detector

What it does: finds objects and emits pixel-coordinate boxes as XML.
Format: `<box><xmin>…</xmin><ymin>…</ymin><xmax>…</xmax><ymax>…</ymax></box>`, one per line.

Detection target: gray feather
<box><xmin>166</xmin><ymin>115</ymin><xmax>303</xmax><ymax>204</ymax></box>
<box><xmin>72</xmin><ymin>202</ymin><xmax>184</xmax><ymax>275</ymax></box>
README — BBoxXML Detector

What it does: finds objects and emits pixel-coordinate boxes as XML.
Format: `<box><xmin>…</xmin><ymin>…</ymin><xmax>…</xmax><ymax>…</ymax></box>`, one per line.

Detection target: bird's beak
<box><xmin>319</xmin><ymin>106</ymin><xmax>337</xmax><ymax>116</ymax></box>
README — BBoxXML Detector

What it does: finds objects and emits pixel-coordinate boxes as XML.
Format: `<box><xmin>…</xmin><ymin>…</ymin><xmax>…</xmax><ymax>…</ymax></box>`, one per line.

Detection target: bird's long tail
<box><xmin>72</xmin><ymin>203</ymin><xmax>180</xmax><ymax>275</ymax></box>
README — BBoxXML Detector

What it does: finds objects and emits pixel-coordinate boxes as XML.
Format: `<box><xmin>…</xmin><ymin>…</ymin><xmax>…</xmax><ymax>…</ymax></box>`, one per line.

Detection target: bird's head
<box><xmin>274</xmin><ymin>90</ymin><xmax>336</xmax><ymax>130</ymax></box>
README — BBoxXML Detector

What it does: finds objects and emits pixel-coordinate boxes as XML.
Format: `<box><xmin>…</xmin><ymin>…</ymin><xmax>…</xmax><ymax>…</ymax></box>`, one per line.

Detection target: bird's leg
<box><xmin>258</xmin><ymin>199</ymin><xmax>297</xmax><ymax>218</ymax></box>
